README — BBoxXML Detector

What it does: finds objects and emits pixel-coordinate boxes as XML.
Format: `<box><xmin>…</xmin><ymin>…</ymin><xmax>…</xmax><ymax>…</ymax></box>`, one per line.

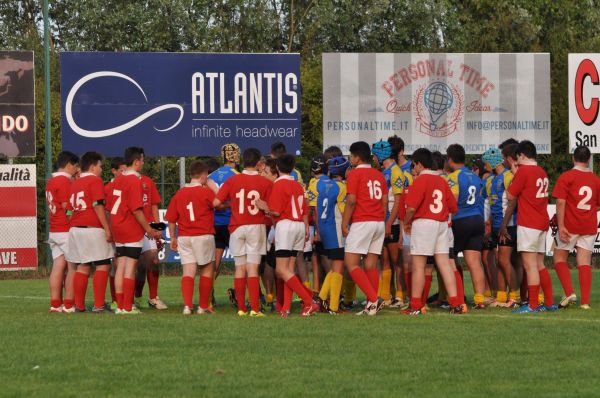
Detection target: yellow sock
<box><xmin>343</xmin><ymin>278</ymin><xmax>357</xmax><ymax>302</ymax></box>
<box><xmin>377</xmin><ymin>275</ymin><xmax>383</xmax><ymax>297</ymax></box>
<box><xmin>266</xmin><ymin>293</ymin><xmax>274</xmax><ymax>304</ymax></box>
<box><xmin>329</xmin><ymin>272</ymin><xmax>344</xmax><ymax>311</ymax></box>
<box><xmin>381</xmin><ymin>269</ymin><xmax>392</xmax><ymax>301</ymax></box>
<box><xmin>303</xmin><ymin>281</ymin><xmax>311</xmax><ymax>291</ymax></box>
<box><xmin>395</xmin><ymin>290</ymin><xmax>404</xmax><ymax>301</ymax></box>
<box><xmin>484</xmin><ymin>289</ymin><xmax>492</xmax><ymax>298</ymax></box>
<box><xmin>496</xmin><ymin>290</ymin><xmax>507</xmax><ymax>303</ymax></box>
<box><xmin>319</xmin><ymin>272</ymin><xmax>333</xmax><ymax>301</ymax></box>
<box><xmin>474</xmin><ymin>293</ymin><xmax>485</xmax><ymax>305</ymax></box>
<box><xmin>509</xmin><ymin>290</ymin><xmax>520</xmax><ymax>302</ymax></box>
<box><xmin>538</xmin><ymin>293</ymin><xmax>545</xmax><ymax>305</ymax></box>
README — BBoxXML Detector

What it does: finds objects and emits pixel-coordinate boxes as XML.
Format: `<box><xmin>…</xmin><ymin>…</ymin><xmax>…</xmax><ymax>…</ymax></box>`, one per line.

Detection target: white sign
<box><xmin>568</xmin><ymin>54</ymin><xmax>600</xmax><ymax>153</ymax></box>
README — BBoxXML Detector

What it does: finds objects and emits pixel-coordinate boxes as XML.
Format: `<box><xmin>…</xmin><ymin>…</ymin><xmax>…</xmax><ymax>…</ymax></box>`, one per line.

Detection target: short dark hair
<box><xmin>502</xmin><ymin>143</ymin><xmax>518</xmax><ymax>161</ymax></box>
<box><xmin>431</xmin><ymin>151</ymin><xmax>444</xmax><ymax>171</ymax></box>
<box><xmin>516</xmin><ymin>140</ymin><xmax>537</xmax><ymax>160</ymax></box>
<box><xmin>323</xmin><ymin>146</ymin><xmax>343</xmax><ymax>160</ymax></box>
<box><xmin>189</xmin><ymin>160</ymin><xmax>208</xmax><ymax>178</ymax></box>
<box><xmin>56</xmin><ymin>151</ymin><xmax>79</xmax><ymax>170</ymax></box>
<box><xmin>80</xmin><ymin>151</ymin><xmax>103</xmax><ymax>172</ymax></box>
<box><xmin>446</xmin><ymin>144</ymin><xmax>466</xmax><ymax>164</ymax></box>
<box><xmin>270</xmin><ymin>142</ymin><xmax>287</xmax><ymax>158</ymax></box>
<box><xmin>110</xmin><ymin>157</ymin><xmax>125</xmax><ymax>171</ymax></box>
<box><xmin>206</xmin><ymin>158</ymin><xmax>221</xmax><ymax>174</ymax></box>
<box><xmin>349</xmin><ymin>141</ymin><xmax>371</xmax><ymax>162</ymax></box>
<box><xmin>499</xmin><ymin>138</ymin><xmax>519</xmax><ymax>150</ymax></box>
<box><xmin>574</xmin><ymin>145</ymin><xmax>591</xmax><ymax>163</ymax></box>
<box><xmin>276</xmin><ymin>153</ymin><xmax>296</xmax><ymax>174</ymax></box>
<box><xmin>387</xmin><ymin>135</ymin><xmax>405</xmax><ymax>159</ymax></box>
<box><xmin>265</xmin><ymin>158</ymin><xmax>279</xmax><ymax>177</ymax></box>
<box><xmin>124</xmin><ymin>147</ymin><xmax>145</xmax><ymax>166</ymax></box>
<box><xmin>412</xmin><ymin>148</ymin><xmax>433</xmax><ymax>169</ymax></box>
<box><xmin>243</xmin><ymin>148</ymin><xmax>261</xmax><ymax>168</ymax></box>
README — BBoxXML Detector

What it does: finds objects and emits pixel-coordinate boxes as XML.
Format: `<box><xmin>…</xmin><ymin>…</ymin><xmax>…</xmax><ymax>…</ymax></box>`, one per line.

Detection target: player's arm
<box><xmin>555</xmin><ymin>198</ymin><xmax>570</xmax><ymax>243</ymax></box>
<box><xmin>341</xmin><ymin>193</ymin><xmax>356</xmax><ymax>237</ymax></box>
<box><xmin>168</xmin><ymin>222</ymin><xmax>178</xmax><ymax>251</ymax></box>
<box><xmin>206</xmin><ymin>179</ymin><xmax>219</xmax><ymax>194</ymax></box>
<box><xmin>133</xmin><ymin>208</ymin><xmax>162</xmax><ymax>239</ymax></box>
<box><xmin>498</xmin><ymin>199</ymin><xmax>517</xmax><ymax>243</ymax></box>
<box><xmin>151</xmin><ymin>204</ymin><xmax>160</xmax><ymax>224</ymax></box>
<box><xmin>387</xmin><ymin>194</ymin><xmax>401</xmax><ymax>233</ymax></box>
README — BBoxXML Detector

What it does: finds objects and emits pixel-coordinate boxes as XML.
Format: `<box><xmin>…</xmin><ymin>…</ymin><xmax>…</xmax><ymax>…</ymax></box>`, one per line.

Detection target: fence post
<box><xmin>179</xmin><ymin>157</ymin><xmax>185</xmax><ymax>188</ymax></box>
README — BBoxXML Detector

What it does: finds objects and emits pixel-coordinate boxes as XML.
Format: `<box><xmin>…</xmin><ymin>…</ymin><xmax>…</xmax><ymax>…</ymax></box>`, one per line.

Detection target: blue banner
<box><xmin>61</xmin><ymin>52</ymin><xmax>301</xmax><ymax>156</ymax></box>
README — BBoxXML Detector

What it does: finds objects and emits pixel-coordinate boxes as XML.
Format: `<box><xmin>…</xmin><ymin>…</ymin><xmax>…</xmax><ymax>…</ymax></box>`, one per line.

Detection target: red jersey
<box><xmin>405</xmin><ymin>172</ymin><xmax>457</xmax><ymax>222</ymax></box>
<box><xmin>398</xmin><ymin>185</ymin><xmax>410</xmax><ymax>221</ymax></box>
<box><xmin>552</xmin><ymin>167</ymin><xmax>600</xmax><ymax>235</ymax></box>
<box><xmin>69</xmin><ymin>173</ymin><xmax>105</xmax><ymax>228</ymax></box>
<box><xmin>216</xmin><ymin>170</ymin><xmax>272</xmax><ymax>232</ymax></box>
<box><xmin>104</xmin><ymin>179</ymin><xmax>114</xmax><ymax>199</ymax></box>
<box><xmin>165</xmin><ymin>184</ymin><xmax>215</xmax><ymax>236</ymax></box>
<box><xmin>45</xmin><ymin>172</ymin><xmax>72</xmax><ymax>233</ymax></box>
<box><xmin>108</xmin><ymin>170</ymin><xmax>145</xmax><ymax>243</ymax></box>
<box><xmin>268</xmin><ymin>176</ymin><xmax>307</xmax><ymax>223</ymax></box>
<box><xmin>141</xmin><ymin>175</ymin><xmax>161</xmax><ymax>222</ymax></box>
<box><xmin>507</xmin><ymin>163</ymin><xmax>549</xmax><ymax>231</ymax></box>
<box><xmin>346</xmin><ymin>164</ymin><xmax>388</xmax><ymax>222</ymax></box>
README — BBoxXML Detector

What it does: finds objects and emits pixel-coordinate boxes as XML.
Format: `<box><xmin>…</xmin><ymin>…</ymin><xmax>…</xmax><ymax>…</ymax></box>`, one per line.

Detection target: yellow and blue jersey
<box><xmin>316</xmin><ymin>177</ymin><xmax>346</xmax><ymax>250</ymax></box>
<box><xmin>208</xmin><ymin>165</ymin><xmax>239</xmax><ymax>225</ymax></box>
<box><xmin>481</xmin><ymin>174</ymin><xmax>493</xmax><ymax>220</ymax></box>
<box><xmin>291</xmin><ymin>168</ymin><xmax>303</xmax><ymax>184</ymax></box>
<box><xmin>399</xmin><ymin>160</ymin><xmax>413</xmax><ymax>187</ymax></box>
<box><xmin>382</xmin><ymin>162</ymin><xmax>405</xmax><ymax>223</ymax></box>
<box><xmin>447</xmin><ymin>166</ymin><xmax>483</xmax><ymax>220</ymax></box>
<box><xmin>306</xmin><ymin>175</ymin><xmax>325</xmax><ymax>207</ymax></box>
<box><xmin>490</xmin><ymin>168</ymin><xmax>516</xmax><ymax>229</ymax></box>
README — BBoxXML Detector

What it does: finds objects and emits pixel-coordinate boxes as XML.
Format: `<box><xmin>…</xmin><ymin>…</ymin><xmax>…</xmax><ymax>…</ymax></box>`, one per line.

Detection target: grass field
<box><xmin>2</xmin><ymin>272</ymin><xmax>600</xmax><ymax>397</ymax></box>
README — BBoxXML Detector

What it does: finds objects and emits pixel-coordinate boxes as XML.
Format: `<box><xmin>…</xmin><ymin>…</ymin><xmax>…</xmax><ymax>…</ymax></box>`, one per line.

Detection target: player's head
<box><xmin>264</xmin><ymin>158</ymin><xmax>279</xmax><ymax>181</ymax></box>
<box><xmin>482</xmin><ymin>147</ymin><xmax>503</xmax><ymax>172</ymax></box>
<box><xmin>56</xmin><ymin>151</ymin><xmax>79</xmax><ymax>174</ymax></box>
<box><xmin>411</xmin><ymin>148</ymin><xmax>433</xmax><ymax>174</ymax></box>
<box><xmin>310</xmin><ymin>155</ymin><xmax>328</xmax><ymax>176</ymax></box>
<box><xmin>499</xmin><ymin>138</ymin><xmax>519</xmax><ymax>150</ymax></box>
<box><xmin>276</xmin><ymin>153</ymin><xmax>295</xmax><ymax>175</ymax></box>
<box><xmin>446</xmin><ymin>143</ymin><xmax>466</xmax><ymax>168</ymax></box>
<box><xmin>472</xmin><ymin>158</ymin><xmax>488</xmax><ymax>178</ymax></box>
<box><xmin>124</xmin><ymin>146</ymin><xmax>145</xmax><ymax>171</ymax></box>
<box><xmin>323</xmin><ymin>145</ymin><xmax>343</xmax><ymax>160</ymax></box>
<box><xmin>270</xmin><ymin>141</ymin><xmax>287</xmax><ymax>159</ymax></box>
<box><xmin>516</xmin><ymin>140</ymin><xmax>537</xmax><ymax>161</ymax></box>
<box><xmin>327</xmin><ymin>156</ymin><xmax>350</xmax><ymax>180</ymax></box>
<box><xmin>80</xmin><ymin>151</ymin><xmax>104</xmax><ymax>176</ymax></box>
<box><xmin>221</xmin><ymin>143</ymin><xmax>241</xmax><ymax>165</ymax></box>
<box><xmin>110</xmin><ymin>156</ymin><xmax>126</xmax><ymax>177</ymax></box>
<box><xmin>206</xmin><ymin>158</ymin><xmax>221</xmax><ymax>175</ymax></box>
<box><xmin>189</xmin><ymin>160</ymin><xmax>209</xmax><ymax>183</ymax></box>
<box><xmin>387</xmin><ymin>135</ymin><xmax>405</xmax><ymax>159</ymax></box>
<box><xmin>349</xmin><ymin>141</ymin><xmax>371</xmax><ymax>165</ymax></box>
<box><xmin>573</xmin><ymin>145</ymin><xmax>591</xmax><ymax>165</ymax></box>
<box><xmin>501</xmin><ymin>143</ymin><xmax>519</xmax><ymax>171</ymax></box>
<box><xmin>242</xmin><ymin>148</ymin><xmax>261</xmax><ymax>168</ymax></box>
<box><xmin>371</xmin><ymin>140</ymin><xmax>392</xmax><ymax>166</ymax></box>
<box><xmin>431</xmin><ymin>151</ymin><xmax>444</xmax><ymax>172</ymax></box>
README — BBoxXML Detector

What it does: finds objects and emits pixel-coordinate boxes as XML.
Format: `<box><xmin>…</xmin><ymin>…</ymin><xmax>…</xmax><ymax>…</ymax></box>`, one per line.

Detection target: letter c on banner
<box><xmin>65</xmin><ymin>71</ymin><xmax>184</xmax><ymax>138</ymax></box>
<box><xmin>575</xmin><ymin>59</ymin><xmax>599</xmax><ymax>126</ymax></box>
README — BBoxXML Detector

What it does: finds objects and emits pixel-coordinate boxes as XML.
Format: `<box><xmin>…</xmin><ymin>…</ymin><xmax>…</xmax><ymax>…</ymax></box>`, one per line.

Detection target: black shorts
<box><xmin>452</xmin><ymin>215</ymin><xmax>484</xmax><ymax>253</ymax></box>
<box><xmin>115</xmin><ymin>246</ymin><xmax>142</xmax><ymax>260</ymax></box>
<box><xmin>327</xmin><ymin>248</ymin><xmax>345</xmax><ymax>261</ymax></box>
<box><xmin>214</xmin><ymin>225</ymin><xmax>230</xmax><ymax>249</ymax></box>
<box><xmin>314</xmin><ymin>241</ymin><xmax>327</xmax><ymax>256</ymax></box>
<box><xmin>384</xmin><ymin>224</ymin><xmax>401</xmax><ymax>244</ymax></box>
<box><xmin>482</xmin><ymin>234</ymin><xmax>495</xmax><ymax>250</ymax></box>
<box><xmin>491</xmin><ymin>226</ymin><xmax>517</xmax><ymax>248</ymax></box>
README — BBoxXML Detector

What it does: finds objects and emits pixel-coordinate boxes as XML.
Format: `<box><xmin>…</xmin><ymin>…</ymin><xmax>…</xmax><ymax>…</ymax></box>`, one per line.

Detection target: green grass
<box><xmin>1</xmin><ymin>272</ymin><xmax>600</xmax><ymax>397</ymax></box>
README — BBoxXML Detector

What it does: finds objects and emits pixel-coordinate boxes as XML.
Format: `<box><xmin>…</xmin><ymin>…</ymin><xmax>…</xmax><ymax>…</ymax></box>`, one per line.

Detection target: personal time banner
<box><xmin>323</xmin><ymin>53</ymin><xmax>551</xmax><ymax>154</ymax></box>
<box><xmin>569</xmin><ymin>54</ymin><xmax>600</xmax><ymax>153</ymax></box>
<box><xmin>0</xmin><ymin>164</ymin><xmax>37</xmax><ymax>270</ymax></box>
<box><xmin>61</xmin><ymin>52</ymin><xmax>301</xmax><ymax>156</ymax></box>
<box><xmin>0</xmin><ymin>51</ymin><xmax>35</xmax><ymax>158</ymax></box>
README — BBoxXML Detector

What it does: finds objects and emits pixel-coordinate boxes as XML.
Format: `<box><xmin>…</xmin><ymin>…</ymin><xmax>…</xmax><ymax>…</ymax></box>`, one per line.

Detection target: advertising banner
<box><xmin>568</xmin><ymin>54</ymin><xmax>600</xmax><ymax>153</ymax></box>
<box><xmin>323</xmin><ymin>53</ymin><xmax>551</xmax><ymax>154</ymax></box>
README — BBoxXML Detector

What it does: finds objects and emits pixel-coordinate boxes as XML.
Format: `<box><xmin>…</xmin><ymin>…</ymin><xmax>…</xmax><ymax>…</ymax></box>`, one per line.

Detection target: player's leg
<box><xmin>118</xmin><ymin>244</ymin><xmax>143</xmax><ymax>314</ymax></box>
<box><xmin>73</xmin><ymin>264</ymin><xmax>91</xmax><ymax>311</ymax></box>
<box><xmin>92</xmin><ymin>263</ymin><xmax>111</xmax><ymax>311</ymax></box>
<box><xmin>63</xmin><ymin>261</ymin><xmax>76</xmax><ymax>312</ymax></box>
<box><xmin>326</xmin><ymin>254</ymin><xmax>345</xmax><ymax>313</ymax></box>
<box><xmin>463</xmin><ymin>249</ymin><xmax>486</xmax><ymax>307</ymax></box>
<box><xmin>576</xmin><ymin>244</ymin><xmax>593</xmax><ymax>308</ymax></box>
<box><xmin>145</xmin><ymin>247</ymin><xmax>165</xmax><ymax>309</ymax></box>
<box><xmin>114</xmin><ymin>255</ymin><xmax>126</xmax><ymax>311</ymax></box>
<box><xmin>197</xmin><ymin>261</ymin><xmax>215</xmax><ymax>314</ymax></box>
<box><xmin>434</xmin><ymin>253</ymin><xmax>462</xmax><ymax>313</ymax></box>
<box><xmin>49</xmin><ymin>254</ymin><xmax>67</xmax><ymax>312</ymax></box>
<box><xmin>246</xmin><ymin>259</ymin><xmax>263</xmax><ymax>316</ymax></box>
<box><xmin>537</xmin><ymin>252</ymin><xmax>556</xmax><ymax>310</ymax></box>
<box><xmin>516</xmin><ymin>249</ymin><xmax>541</xmax><ymax>312</ymax></box>
<box><xmin>181</xmin><ymin>262</ymin><xmax>197</xmax><ymax>314</ymax></box>
<box><xmin>495</xmin><ymin>246</ymin><xmax>514</xmax><ymax>306</ymax></box>
<box><xmin>422</xmin><ymin>263</ymin><xmax>434</xmax><ymax>306</ymax></box>
<box><xmin>379</xmin><ymin>245</ymin><xmax>393</xmax><ymax>304</ymax></box>
<box><xmin>407</xmin><ymin>254</ymin><xmax>426</xmax><ymax>313</ymax></box>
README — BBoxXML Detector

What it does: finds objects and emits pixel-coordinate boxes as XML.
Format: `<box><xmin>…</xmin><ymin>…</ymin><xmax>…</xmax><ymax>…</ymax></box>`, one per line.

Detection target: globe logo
<box><xmin>423</xmin><ymin>82</ymin><xmax>454</xmax><ymax>130</ymax></box>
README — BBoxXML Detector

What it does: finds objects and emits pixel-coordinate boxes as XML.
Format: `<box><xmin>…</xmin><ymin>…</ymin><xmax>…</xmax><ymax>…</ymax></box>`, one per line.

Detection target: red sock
<box><xmin>199</xmin><ymin>276</ymin><xmax>213</xmax><ymax>310</ymax></box>
<box><xmin>92</xmin><ymin>270</ymin><xmax>109</xmax><ymax>309</ymax></box>
<box><xmin>554</xmin><ymin>262</ymin><xmax>573</xmax><ymax>296</ymax></box>
<box><xmin>181</xmin><ymin>276</ymin><xmax>194</xmax><ymax>308</ymax></box>
<box><xmin>283</xmin><ymin>283</ymin><xmax>293</xmax><ymax>312</ymax></box>
<box><xmin>521</xmin><ymin>269</ymin><xmax>528</xmax><ymax>301</ymax></box>
<box><xmin>409</xmin><ymin>297</ymin><xmax>422</xmax><ymax>311</ymax></box>
<box><xmin>276</xmin><ymin>277</ymin><xmax>285</xmax><ymax>310</ymax></box>
<box><xmin>366</xmin><ymin>269</ymin><xmax>379</xmax><ymax>295</ymax></box>
<box><xmin>147</xmin><ymin>268</ymin><xmax>159</xmax><ymax>300</ymax></box>
<box><xmin>116</xmin><ymin>293</ymin><xmax>124</xmax><ymax>310</ymax></box>
<box><xmin>454</xmin><ymin>270</ymin><xmax>465</xmax><ymax>305</ymax></box>
<box><xmin>248</xmin><ymin>276</ymin><xmax>261</xmax><ymax>312</ymax></box>
<box><xmin>405</xmin><ymin>272</ymin><xmax>412</xmax><ymax>297</ymax></box>
<box><xmin>123</xmin><ymin>278</ymin><xmax>135</xmax><ymax>312</ymax></box>
<box><xmin>448</xmin><ymin>295</ymin><xmax>459</xmax><ymax>308</ymax></box>
<box><xmin>349</xmin><ymin>268</ymin><xmax>378</xmax><ymax>303</ymax></box>
<box><xmin>579</xmin><ymin>265</ymin><xmax>592</xmax><ymax>305</ymax></box>
<box><xmin>73</xmin><ymin>272</ymin><xmax>89</xmax><ymax>311</ymax></box>
<box><xmin>539</xmin><ymin>268</ymin><xmax>554</xmax><ymax>306</ymax></box>
<box><xmin>422</xmin><ymin>275</ymin><xmax>433</xmax><ymax>304</ymax></box>
<box><xmin>457</xmin><ymin>265</ymin><xmax>464</xmax><ymax>282</ymax></box>
<box><xmin>234</xmin><ymin>277</ymin><xmax>247</xmax><ymax>312</ymax></box>
<box><xmin>109</xmin><ymin>276</ymin><xmax>117</xmax><ymax>302</ymax></box>
<box><xmin>63</xmin><ymin>299</ymin><xmax>73</xmax><ymax>309</ymax></box>
<box><xmin>285</xmin><ymin>275</ymin><xmax>313</xmax><ymax>305</ymax></box>
<box><xmin>50</xmin><ymin>299</ymin><xmax>62</xmax><ymax>308</ymax></box>
<box><xmin>528</xmin><ymin>284</ymin><xmax>540</xmax><ymax>308</ymax></box>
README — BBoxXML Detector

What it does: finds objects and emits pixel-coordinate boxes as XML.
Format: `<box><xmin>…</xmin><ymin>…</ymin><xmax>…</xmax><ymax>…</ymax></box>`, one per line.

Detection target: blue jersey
<box><xmin>208</xmin><ymin>165</ymin><xmax>238</xmax><ymax>225</ymax></box>
<box><xmin>447</xmin><ymin>166</ymin><xmax>483</xmax><ymax>220</ymax></box>
<box><xmin>316</xmin><ymin>177</ymin><xmax>346</xmax><ymax>250</ymax></box>
<box><xmin>399</xmin><ymin>160</ymin><xmax>413</xmax><ymax>187</ymax></box>
<box><xmin>490</xmin><ymin>168</ymin><xmax>516</xmax><ymax>229</ymax></box>
<box><xmin>480</xmin><ymin>174</ymin><xmax>493</xmax><ymax>219</ymax></box>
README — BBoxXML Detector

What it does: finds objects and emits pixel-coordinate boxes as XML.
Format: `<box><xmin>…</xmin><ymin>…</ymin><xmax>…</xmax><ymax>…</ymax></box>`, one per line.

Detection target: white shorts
<box><xmin>141</xmin><ymin>235</ymin><xmax>158</xmax><ymax>253</ymax></box>
<box><xmin>229</xmin><ymin>224</ymin><xmax>267</xmax><ymax>266</ymax></box>
<box><xmin>115</xmin><ymin>240</ymin><xmax>144</xmax><ymax>248</ymax></box>
<box><xmin>178</xmin><ymin>235</ymin><xmax>215</xmax><ymax>265</ymax></box>
<box><xmin>448</xmin><ymin>226</ymin><xmax>455</xmax><ymax>249</ymax></box>
<box><xmin>275</xmin><ymin>220</ymin><xmax>305</xmax><ymax>252</ymax></box>
<box><xmin>554</xmin><ymin>233</ymin><xmax>595</xmax><ymax>252</ymax></box>
<box><xmin>66</xmin><ymin>227</ymin><xmax>115</xmax><ymax>264</ymax></box>
<box><xmin>517</xmin><ymin>226</ymin><xmax>546</xmax><ymax>253</ymax></box>
<box><xmin>48</xmin><ymin>232</ymin><xmax>69</xmax><ymax>260</ymax></box>
<box><xmin>345</xmin><ymin>221</ymin><xmax>385</xmax><ymax>255</ymax></box>
<box><xmin>303</xmin><ymin>225</ymin><xmax>315</xmax><ymax>252</ymax></box>
<box><xmin>267</xmin><ymin>226</ymin><xmax>276</xmax><ymax>252</ymax></box>
<box><xmin>410</xmin><ymin>219</ymin><xmax>449</xmax><ymax>256</ymax></box>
